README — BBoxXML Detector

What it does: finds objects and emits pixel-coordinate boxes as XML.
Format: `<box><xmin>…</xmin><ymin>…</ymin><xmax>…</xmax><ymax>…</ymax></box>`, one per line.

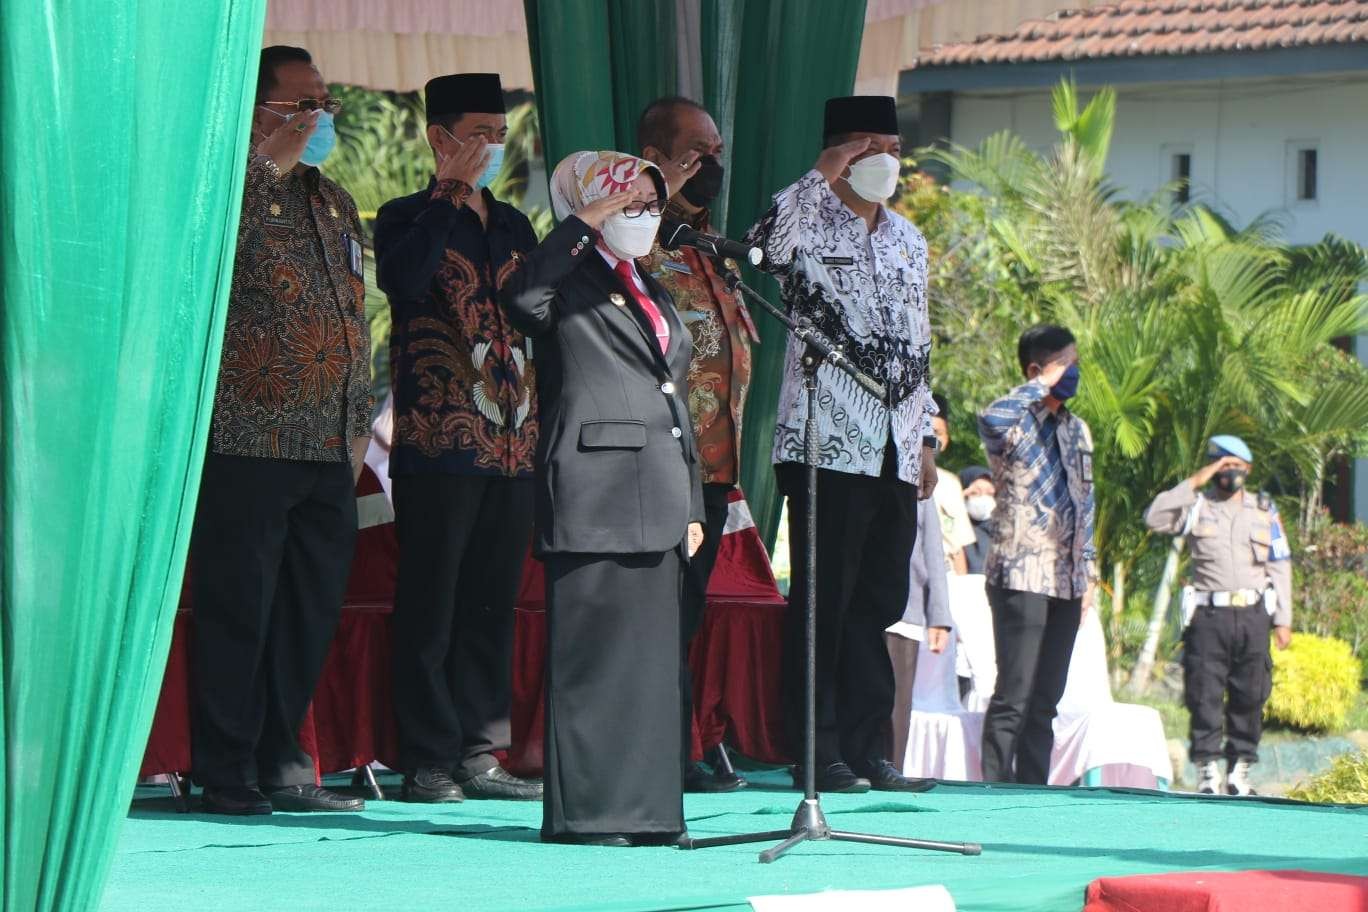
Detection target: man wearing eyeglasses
<box><xmin>373</xmin><ymin>73</ymin><xmax>543</xmax><ymax>804</ymax></box>
<box><xmin>191</xmin><ymin>46</ymin><xmax>372</xmax><ymax>815</ymax></box>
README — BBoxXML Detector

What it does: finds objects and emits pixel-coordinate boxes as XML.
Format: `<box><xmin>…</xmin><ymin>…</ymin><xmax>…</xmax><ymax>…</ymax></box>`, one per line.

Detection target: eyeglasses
<box><xmin>262</xmin><ymin>97</ymin><xmax>343</xmax><ymax>115</ymax></box>
<box><xmin>623</xmin><ymin>199</ymin><xmax>665</xmax><ymax>218</ymax></box>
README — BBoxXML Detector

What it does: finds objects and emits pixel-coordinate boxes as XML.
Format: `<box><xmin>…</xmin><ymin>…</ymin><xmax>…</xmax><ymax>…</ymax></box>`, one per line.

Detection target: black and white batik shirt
<box><xmin>745</xmin><ymin>169</ymin><xmax>935</xmax><ymax>486</ymax></box>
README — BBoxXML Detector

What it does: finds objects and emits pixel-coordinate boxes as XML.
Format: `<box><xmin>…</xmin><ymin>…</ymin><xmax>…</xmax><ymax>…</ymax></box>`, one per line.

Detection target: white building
<box><xmin>900</xmin><ymin>0</ymin><xmax>1368</xmax><ymax>520</ymax></box>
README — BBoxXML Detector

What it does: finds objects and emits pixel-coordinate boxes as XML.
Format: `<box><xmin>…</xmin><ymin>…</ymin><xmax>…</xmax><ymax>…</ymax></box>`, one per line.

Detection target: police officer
<box><xmin>1144</xmin><ymin>435</ymin><xmax>1292</xmax><ymax>796</ymax></box>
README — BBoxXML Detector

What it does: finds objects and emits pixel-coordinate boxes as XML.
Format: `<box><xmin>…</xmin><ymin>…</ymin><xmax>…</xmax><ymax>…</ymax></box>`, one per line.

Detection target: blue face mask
<box><xmin>440</xmin><ymin>128</ymin><xmax>505</xmax><ymax>189</ymax></box>
<box><xmin>261</xmin><ymin>107</ymin><xmax>337</xmax><ymax>168</ymax></box>
<box><xmin>298</xmin><ymin>110</ymin><xmax>336</xmax><ymax>167</ymax></box>
<box><xmin>477</xmin><ymin>143</ymin><xmax>505</xmax><ymax>189</ymax></box>
<box><xmin>1050</xmin><ymin>363</ymin><xmax>1081</xmax><ymax>401</ymax></box>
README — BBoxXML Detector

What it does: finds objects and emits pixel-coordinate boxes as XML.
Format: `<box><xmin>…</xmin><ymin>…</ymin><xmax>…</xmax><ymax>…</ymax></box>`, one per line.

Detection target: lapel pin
<box><xmin>609</xmin><ymin>293</ymin><xmax>626</xmax><ymax>307</ymax></box>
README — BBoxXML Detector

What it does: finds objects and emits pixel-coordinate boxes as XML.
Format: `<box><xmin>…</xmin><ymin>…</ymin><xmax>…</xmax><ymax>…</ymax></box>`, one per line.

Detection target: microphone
<box><xmin>660</xmin><ymin>218</ymin><xmax>763</xmax><ymax>267</ymax></box>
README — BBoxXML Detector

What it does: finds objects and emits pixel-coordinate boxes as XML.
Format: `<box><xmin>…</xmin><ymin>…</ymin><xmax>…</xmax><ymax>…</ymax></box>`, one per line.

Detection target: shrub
<box><xmin>1287</xmin><ymin>751</ymin><xmax>1368</xmax><ymax>805</ymax></box>
<box><xmin>1265</xmin><ymin>633</ymin><xmax>1360</xmax><ymax>732</ymax></box>
<box><xmin>1292</xmin><ymin>515</ymin><xmax>1368</xmax><ymax>670</ymax></box>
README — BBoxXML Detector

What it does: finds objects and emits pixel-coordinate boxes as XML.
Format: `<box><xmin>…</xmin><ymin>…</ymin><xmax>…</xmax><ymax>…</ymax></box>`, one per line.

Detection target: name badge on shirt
<box><xmin>341</xmin><ymin>232</ymin><xmax>364</xmax><ymax>279</ymax></box>
<box><xmin>661</xmin><ymin>260</ymin><xmax>694</xmax><ymax>276</ymax></box>
<box><xmin>821</xmin><ymin>256</ymin><xmax>854</xmax><ymax>266</ymax></box>
<box><xmin>1080</xmin><ymin>452</ymin><xmax>1094</xmax><ymax>484</ymax></box>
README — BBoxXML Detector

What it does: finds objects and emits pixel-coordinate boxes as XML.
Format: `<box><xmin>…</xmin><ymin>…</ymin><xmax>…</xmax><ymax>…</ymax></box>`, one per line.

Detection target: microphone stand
<box><xmin>680</xmin><ymin>269</ymin><xmax>981</xmax><ymax>863</ymax></box>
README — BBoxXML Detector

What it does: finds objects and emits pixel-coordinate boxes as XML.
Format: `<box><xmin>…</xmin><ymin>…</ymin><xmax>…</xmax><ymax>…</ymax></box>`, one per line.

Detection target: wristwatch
<box><xmin>922</xmin><ymin>435</ymin><xmax>940</xmax><ymax>454</ymax></box>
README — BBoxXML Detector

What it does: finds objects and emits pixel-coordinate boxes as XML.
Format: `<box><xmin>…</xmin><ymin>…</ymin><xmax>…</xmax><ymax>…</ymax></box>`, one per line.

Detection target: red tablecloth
<box><xmin>1084</xmin><ymin>870</ymin><xmax>1368</xmax><ymax>912</ymax></box>
<box><xmin>140</xmin><ymin>471</ymin><xmax>788</xmax><ymax>779</ymax></box>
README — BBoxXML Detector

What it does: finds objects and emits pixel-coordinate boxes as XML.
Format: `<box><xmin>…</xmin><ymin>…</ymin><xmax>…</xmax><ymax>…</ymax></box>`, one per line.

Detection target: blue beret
<box><xmin>1208</xmin><ymin>435</ymin><xmax>1253</xmax><ymax>462</ymax></box>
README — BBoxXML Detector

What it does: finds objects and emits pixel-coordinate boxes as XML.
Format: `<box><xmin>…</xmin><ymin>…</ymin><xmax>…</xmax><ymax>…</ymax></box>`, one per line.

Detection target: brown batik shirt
<box><xmin>639</xmin><ymin>202</ymin><xmax>757</xmax><ymax>485</ymax></box>
<box><xmin>210</xmin><ymin>155</ymin><xmax>373</xmax><ymax>462</ymax></box>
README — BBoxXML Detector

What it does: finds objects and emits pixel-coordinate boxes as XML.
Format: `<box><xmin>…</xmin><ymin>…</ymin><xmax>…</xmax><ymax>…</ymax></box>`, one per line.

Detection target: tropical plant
<box><xmin>903</xmin><ymin>79</ymin><xmax>1368</xmax><ymax>691</ymax></box>
<box><xmin>1292</xmin><ymin>515</ymin><xmax>1368</xmax><ymax>664</ymax></box>
<box><xmin>323</xmin><ymin>85</ymin><xmax>431</xmax><ymax>221</ymax></box>
<box><xmin>1288</xmin><ymin>750</ymin><xmax>1368</xmax><ymax>805</ymax></box>
<box><xmin>1266</xmin><ymin>632</ymin><xmax>1360</xmax><ymax>732</ymax></box>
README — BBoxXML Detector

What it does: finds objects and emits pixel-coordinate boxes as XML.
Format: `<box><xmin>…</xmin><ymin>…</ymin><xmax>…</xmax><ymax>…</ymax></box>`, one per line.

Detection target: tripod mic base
<box><xmin>679</xmin><ymin>795</ymin><xmax>982</xmax><ymax>863</ymax></box>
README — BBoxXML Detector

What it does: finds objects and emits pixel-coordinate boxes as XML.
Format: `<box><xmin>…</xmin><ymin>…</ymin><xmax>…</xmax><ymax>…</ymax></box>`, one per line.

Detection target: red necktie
<box><xmin>614</xmin><ymin>259</ymin><xmax>670</xmax><ymax>354</ymax></box>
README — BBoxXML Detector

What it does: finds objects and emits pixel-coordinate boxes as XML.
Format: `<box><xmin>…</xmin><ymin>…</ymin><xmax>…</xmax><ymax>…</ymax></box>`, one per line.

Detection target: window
<box><xmin>1171</xmin><ymin>152</ymin><xmax>1192</xmax><ymax>204</ymax></box>
<box><xmin>1286</xmin><ymin>141</ymin><xmax>1320</xmax><ymax>207</ymax></box>
<box><xmin>1296</xmin><ymin>147</ymin><xmax>1318</xmax><ymax>201</ymax></box>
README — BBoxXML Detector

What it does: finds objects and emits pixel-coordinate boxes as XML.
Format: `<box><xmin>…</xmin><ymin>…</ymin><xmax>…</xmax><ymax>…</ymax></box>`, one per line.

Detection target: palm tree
<box><xmin>918</xmin><ymin>79</ymin><xmax>1368</xmax><ymax>692</ymax></box>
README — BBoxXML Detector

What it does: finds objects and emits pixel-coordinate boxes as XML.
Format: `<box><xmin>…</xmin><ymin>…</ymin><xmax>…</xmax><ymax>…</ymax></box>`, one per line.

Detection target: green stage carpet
<box><xmin>106</xmin><ymin>772</ymin><xmax>1368</xmax><ymax>911</ymax></box>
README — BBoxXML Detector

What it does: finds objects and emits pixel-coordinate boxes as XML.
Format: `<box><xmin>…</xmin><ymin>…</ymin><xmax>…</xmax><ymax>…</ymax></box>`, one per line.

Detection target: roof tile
<box><xmin>912</xmin><ymin>0</ymin><xmax>1368</xmax><ymax>66</ymax></box>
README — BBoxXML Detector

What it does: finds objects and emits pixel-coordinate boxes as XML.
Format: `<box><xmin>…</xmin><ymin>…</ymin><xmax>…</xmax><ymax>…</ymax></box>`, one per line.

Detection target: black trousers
<box><xmin>391</xmin><ymin>474</ymin><xmax>533</xmax><ymax>777</ymax></box>
<box><xmin>1184</xmin><ymin>606</ymin><xmax>1273</xmax><ymax>763</ymax></box>
<box><xmin>543</xmin><ymin>549</ymin><xmax>685</xmax><ymax>839</ymax></box>
<box><xmin>775</xmin><ymin>455</ymin><xmax>918</xmax><ymax>772</ymax></box>
<box><xmin>680</xmin><ymin>483</ymin><xmax>733</xmax><ymax>757</ymax></box>
<box><xmin>190</xmin><ymin>453</ymin><xmax>357</xmax><ymax>789</ymax></box>
<box><xmin>980</xmin><ymin>587</ymin><xmax>1082</xmax><ymax>784</ymax></box>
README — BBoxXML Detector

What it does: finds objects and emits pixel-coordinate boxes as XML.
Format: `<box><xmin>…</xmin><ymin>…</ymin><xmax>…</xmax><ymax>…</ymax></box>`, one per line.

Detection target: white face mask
<box><xmin>600</xmin><ymin>211</ymin><xmax>661</xmax><ymax>259</ymax></box>
<box><xmin>844</xmin><ymin>152</ymin><xmax>900</xmax><ymax>202</ymax></box>
<box><xmin>965</xmin><ymin>495</ymin><xmax>996</xmax><ymax>523</ymax></box>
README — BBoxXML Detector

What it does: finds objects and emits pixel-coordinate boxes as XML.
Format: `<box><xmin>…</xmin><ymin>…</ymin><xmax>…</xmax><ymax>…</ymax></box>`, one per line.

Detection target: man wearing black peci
<box><xmin>374</xmin><ymin>73</ymin><xmax>542</xmax><ymax>803</ymax></box>
<box><xmin>746</xmin><ymin>96</ymin><xmax>939</xmax><ymax>794</ymax></box>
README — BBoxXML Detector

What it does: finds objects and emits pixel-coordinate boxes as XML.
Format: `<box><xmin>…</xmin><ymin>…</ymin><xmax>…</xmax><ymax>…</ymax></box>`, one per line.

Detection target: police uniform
<box><xmin>1144</xmin><ymin>436</ymin><xmax>1292</xmax><ymax>796</ymax></box>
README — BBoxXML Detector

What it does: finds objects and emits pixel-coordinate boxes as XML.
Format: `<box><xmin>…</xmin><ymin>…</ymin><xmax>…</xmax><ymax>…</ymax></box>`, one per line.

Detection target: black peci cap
<box><xmin>823</xmin><ymin>95</ymin><xmax>898</xmax><ymax>139</ymax></box>
<box><xmin>959</xmin><ymin>465</ymin><xmax>992</xmax><ymax>489</ymax></box>
<box><xmin>424</xmin><ymin>73</ymin><xmax>505</xmax><ymax>122</ymax></box>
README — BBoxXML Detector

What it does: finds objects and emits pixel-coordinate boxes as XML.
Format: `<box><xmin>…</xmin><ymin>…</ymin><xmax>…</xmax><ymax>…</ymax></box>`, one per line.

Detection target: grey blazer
<box><xmin>905</xmin><ymin>500</ymin><xmax>953</xmax><ymax>630</ymax></box>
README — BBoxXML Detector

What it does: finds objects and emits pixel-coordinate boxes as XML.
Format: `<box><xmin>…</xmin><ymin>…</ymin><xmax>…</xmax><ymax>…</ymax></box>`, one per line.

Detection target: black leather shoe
<box><xmin>547</xmin><ymin>833</ymin><xmax>633</xmax><ymax>847</ymax></box>
<box><xmin>860</xmin><ymin>760</ymin><xmax>935</xmax><ymax>793</ymax></box>
<box><xmin>791</xmin><ymin>762</ymin><xmax>871</xmax><ymax>794</ymax></box>
<box><xmin>402</xmin><ymin>767</ymin><xmax>465</xmax><ymax>803</ymax></box>
<box><xmin>201</xmin><ymin>786</ymin><xmax>272</xmax><ymax>816</ymax></box>
<box><xmin>266</xmin><ymin>784</ymin><xmax>365</xmax><ymax>812</ymax></box>
<box><xmin>459</xmin><ymin>765</ymin><xmax>543</xmax><ymax>800</ymax></box>
<box><xmin>684</xmin><ymin>761</ymin><xmax>748</xmax><ymax>793</ymax></box>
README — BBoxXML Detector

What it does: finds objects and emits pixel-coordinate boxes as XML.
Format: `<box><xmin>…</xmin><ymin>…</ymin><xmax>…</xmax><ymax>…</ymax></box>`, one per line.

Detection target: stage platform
<box><xmin>106</xmin><ymin>771</ymin><xmax>1368</xmax><ymax>912</ymax></box>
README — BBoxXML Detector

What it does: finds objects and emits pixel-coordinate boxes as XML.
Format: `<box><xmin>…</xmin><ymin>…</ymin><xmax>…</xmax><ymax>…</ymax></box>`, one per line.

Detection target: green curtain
<box><xmin>524</xmin><ymin>0</ymin><xmax>682</xmax><ymax>171</ymax></box>
<box><xmin>523</xmin><ymin>0</ymin><xmax>867</xmax><ymax>546</ymax></box>
<box><xmin>0</xmin><ymin>1</ymin><xmax>267</xmax><ymax>909</ymax></box>
<box><xmin>699</xmin><ymin>0</ymin><xmax>745</xmax><ymax>228</ymax></box>
<box><xmin>717</xmin><ymin>0</ymin><xmax>868</xmax><ymax>545</ymax></box>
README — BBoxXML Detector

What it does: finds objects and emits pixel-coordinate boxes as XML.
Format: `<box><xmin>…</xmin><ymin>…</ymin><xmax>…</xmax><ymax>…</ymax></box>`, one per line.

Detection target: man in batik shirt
<box><xmin>374</xmin><ymin>73</ymin><xmax>541</xmax><ymax>803</ymax></box>
<box><xmin>978</xmin><ymin>324</ymin><xmax>1097</xmax><ymax>785</ymax></box>
<box><xmin>746</xmin><ymin>95</ymin><xmax>939</xmax><ymax>795</ymax></box>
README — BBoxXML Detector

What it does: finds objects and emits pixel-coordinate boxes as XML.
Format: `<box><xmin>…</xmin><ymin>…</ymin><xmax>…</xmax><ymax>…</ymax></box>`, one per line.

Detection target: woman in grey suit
<box><xmin>500</xmin><ymin>151</ymin><xmax>704</xmax><ymax>847</ymax></box>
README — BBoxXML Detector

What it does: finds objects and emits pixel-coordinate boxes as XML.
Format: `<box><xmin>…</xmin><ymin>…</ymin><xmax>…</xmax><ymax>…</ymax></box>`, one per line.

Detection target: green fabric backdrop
<box><xmin>0</xmin><ymin>1</ymin><xmax>267</xmax><ymax>909</ymax></box>
<box><xmin>523</xmin><ymin>0</ymin><xmax>867</xmax><ymax>546</ymax></box>
<box><xmin>720</xmin><ymin>0</ymin><xmax>868</xmax><ymax>544</ymax></box>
